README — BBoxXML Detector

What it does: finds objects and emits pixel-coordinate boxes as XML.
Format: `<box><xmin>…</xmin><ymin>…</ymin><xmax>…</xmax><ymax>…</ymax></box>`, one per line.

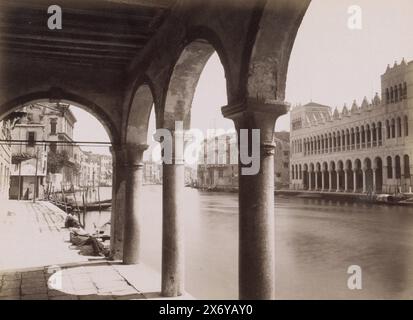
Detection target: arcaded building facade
<box><xmin>290</xmin><ymin>59</ymin><xmax>413</xmax><ymax>194</ymax></box>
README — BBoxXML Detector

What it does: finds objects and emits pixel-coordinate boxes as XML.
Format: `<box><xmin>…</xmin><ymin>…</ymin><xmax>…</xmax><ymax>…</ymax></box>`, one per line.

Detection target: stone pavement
<box><xmin>0</xmin><ymin>200</ymin><xmax>193</xmax><ymax>300</ymax></box>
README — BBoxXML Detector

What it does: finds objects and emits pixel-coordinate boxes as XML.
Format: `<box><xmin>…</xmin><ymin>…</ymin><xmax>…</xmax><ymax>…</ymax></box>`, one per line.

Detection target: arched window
<box><xmin>395</xmin><ymin>156</ymin><xmax>401</xmax><ymax>179</ymax></box>
<box><xmin>387</xmin><ymin>156</ymin><xmax>393</xmax><ymax>179</ymax></box>
<box><xmin>397</xmin><ymin>117</ymin><xmax>402</xmax><ymax>137</ymax></box>
<box><xmin>404</xmin><ymin>82</ymin><xmax>408</xmax><ymax>98</ymax></box>
<box><xmin>404</xmin><ymin>155</ymin><xmax>410</xmax><ymax>178</ymax></box>
<box><xmin>372</xmin><ymin>123</ymin><xmax>377</xmax><ymax>145</ymax></box>
<box><xmin>386</xmin><ymin>120</ymin><xmax>390</xmax><ymax>139</ymax></box>
<box><xmin>405</xmin><ymin>116</ymin><xmax>408</xmax><ymax>136</ymax></box>
<box><xmin>390</xmin><ymin>87</ymin><xmax>394</xmax><ymax>103</ymax></box>
<box><xmin>391</xmin><ymin>119</ymin><xmax>396</xmax><ymax>138</ymax></box>
<box><xmin>378</xmin><ymin>122</ymin><xmax>382</xmax><ymax>143</ymax></box>
<box><xmin>395</xmin><ymin>86</ymin><xmax>399</xmax><ymax>102</ymax></box>
<box><xmin>361</xmin><ymin>125</ymin><xmax>365</xmax><ymax>147</ymax></box>
<box><xmin>386</xmin><ymin>88</ymin><xmax>390</xmax><ymax>104</ymax></box>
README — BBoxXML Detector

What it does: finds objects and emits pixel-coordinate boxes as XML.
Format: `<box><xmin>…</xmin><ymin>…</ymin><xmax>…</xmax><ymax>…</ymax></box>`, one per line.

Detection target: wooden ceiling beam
<box><xmin>0</xmin><ymin>33</ymin><xmax>143</xmax><ymax>49</ymax></box>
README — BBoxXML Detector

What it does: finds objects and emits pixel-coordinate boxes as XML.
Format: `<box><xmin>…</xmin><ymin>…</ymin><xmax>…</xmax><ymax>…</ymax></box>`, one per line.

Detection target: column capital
<box><xmin>222</xmin><ymin>99</ymin><xmax>289</xmax><ymax>143</ymax></box>
<box><xmin>112</xmin><ymin>143</ymin><xmax>149</xmax><ymax>168</ymax></box>
<box><xmin>125</xmin><ymin>144</ymin><xmax>149</xmax><ymax>167</ymax></box>
<box><xmin>222</xmin><ymin>98</ymin><xmax>290</xmax><ymax>120</ymax></box>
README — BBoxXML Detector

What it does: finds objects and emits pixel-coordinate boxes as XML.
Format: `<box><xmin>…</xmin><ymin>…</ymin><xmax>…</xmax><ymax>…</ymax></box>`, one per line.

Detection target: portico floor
<box><xmin>0</xmin><ymin>200</ymin><xmax>192</xmax><ymax>300</ymax></box>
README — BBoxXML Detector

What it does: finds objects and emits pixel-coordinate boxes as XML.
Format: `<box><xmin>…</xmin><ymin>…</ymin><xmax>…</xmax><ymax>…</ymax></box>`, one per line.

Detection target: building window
<box><xmin>50</xmin><ymin>119</ymin><xmax>57</xmax><ymax>135</ymax></box>
<box><xmin>218</xmin><ymin>168</ymin><xmax>224</xmax><ymax>178</ymax></box>
<box><xmin>283</xmin><ymin>162</ymin><xmax>289</xmax><ymax>168</ymax></box>
<box><xmin>405</xmin><ymin>116</ymin><xmax>409</xmax><ymax>136</ymax></box>
<box><xmin>27</xmin><ymin>131</ymin><xmax>36</xmax><ymax>147</ymax></box>
<box><xmin>50</xmin><ymin>142</ymin><xmax>57</xmax><ymax>153</ymax></box>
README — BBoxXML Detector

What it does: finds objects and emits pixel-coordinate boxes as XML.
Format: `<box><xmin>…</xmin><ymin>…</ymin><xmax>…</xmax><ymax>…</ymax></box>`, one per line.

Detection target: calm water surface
<box><xmin>84</xmin><ymin>185</ymin><xmax>413</xmax><ymax>299</ymax></box>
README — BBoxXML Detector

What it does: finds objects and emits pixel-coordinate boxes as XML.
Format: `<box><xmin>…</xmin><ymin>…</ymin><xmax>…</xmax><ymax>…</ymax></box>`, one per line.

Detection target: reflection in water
<box><xmin>84</xmin><ymin>186</ymin><xmax>413</xmax><ymax>299</ymax></box>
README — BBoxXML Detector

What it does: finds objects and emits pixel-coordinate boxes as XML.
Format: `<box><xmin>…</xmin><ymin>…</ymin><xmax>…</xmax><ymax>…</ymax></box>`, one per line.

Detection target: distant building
<box><xmin>197</xmin><ymin>133</ymin><xmax>238</xmax><ymax>192</ymax></box>
<box><xmin>289</xmin><ymin>59</ymin><xmax>413</xmax><ymax>194</ymax></box>
<box><xmin>9</xmin><ymin>106</ymin><xmax>48</xmax><ymax>200</ymax></box>
<box><xmin>196</xmin><ymin>132</ymin><xmax>290</xmax><ymax>191</ymax></box>
<box><xmin>274</xmin><ymin>132</ymin><xmax>290</xmax><ymax>189</ymax></box>
<box><xmin>8</xmin><ymin>103</ymin><xmax>113</xmax><ymax>198</ymax></box>
<box><xmin>0</xmin><ymin>120</ymin><xmax>11</xmax><ymax>200</ymax></box>
<box><xmin>143</xmin><ymin>161</ymin><xmax>162</xmax><ymax>185</ymax></box>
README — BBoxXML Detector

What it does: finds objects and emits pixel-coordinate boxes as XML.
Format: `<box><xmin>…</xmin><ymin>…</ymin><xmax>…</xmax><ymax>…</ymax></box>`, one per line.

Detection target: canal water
<box><xmin>83</xmin><ymin>185</ymin><xmax>413</xmax><ymax>299</ymax></box>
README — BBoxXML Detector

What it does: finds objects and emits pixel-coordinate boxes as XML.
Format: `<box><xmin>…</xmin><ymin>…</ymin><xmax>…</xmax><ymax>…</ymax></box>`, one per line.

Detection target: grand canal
<box><xmin>85</xmin><ymin>186</ymin><xmax>413</xmax><ymax>299</ymax></box>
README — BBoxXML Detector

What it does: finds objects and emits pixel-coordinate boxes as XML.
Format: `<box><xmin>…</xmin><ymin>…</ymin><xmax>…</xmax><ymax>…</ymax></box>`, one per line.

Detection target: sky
<box><xmin>72</xmin><ymin>0</ymin><xmax>413</xmax><ymax>155</ymax></box>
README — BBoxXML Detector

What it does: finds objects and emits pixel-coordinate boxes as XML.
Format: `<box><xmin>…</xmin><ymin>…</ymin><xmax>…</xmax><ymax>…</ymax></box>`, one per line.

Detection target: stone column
<box><xmin>392</xmin><ymin>163</ymin><xmax>396</xmax><ymax>191</ymax></box>
<box><xmin>344</xmin><ymin>169</ymin><xmax>349</xmax><ymax>192</ymax></box>
<box><xmin>321</xmin><ymin>170</ymin><xmax>325</xmax><ymax>191</ymax></box>
<box><xmin>372</xmin><ymin>168</ymin><xmax>377</xmax><ymax>192</ymax></box>
<box><xmin>353</xmin><ymin>170</ymin><xmax>357</xmax><ymax>193</ymax></box>
<box><xmin>383</xmin><ymin>165</ymin><xmax>388</xmax><ymax>193</ymax></box>
<box><xmin>401</xmin><ymin>156</ymin><xmax>405</xmax><ymax>192</ymax></box>
<box><xmin>309</xmin><ymin>170</ymin><xmax>313</xmax><ymax>190</ymax></box>
<box><xmin>222</xmin><ymin>99</ymin><xmax>287</xmax><ymax>300</ymax></box>
<box><xmin>315</xmin><ymin>170</ymin><xmax>319</xmax><ymax>190</ymax></box>
<box><xmin>362</xmin><ymin>169</ymin><xmax>367</xmax><ymax>193</ymax></box>
<box><xmin>336</xmin><ymin>170</ymin><xmax>340</xmax><ymax>192</ymax></box>
<box><xmin>328</xmin><ymin>170</ymin><xmax>332</xmax><ymax>191</ymax></box>
<box><xmin>109</xmin><ymin>146</ymin><xmax>127</xmax><ymax>260</ymax></box>
<box><xmin>162</xmin><ymin>128</ymin><xmax>185</xmax><ymax>297</ymax></box>
<box><xmin>123</xmin><ymin>144</ymin><xmax>148</xmax><ymax>265</ymax></box>
<box><xmin>371</xmin><ymin>128</ymin><xmax>374</xmax><ymax>147</ymax></box>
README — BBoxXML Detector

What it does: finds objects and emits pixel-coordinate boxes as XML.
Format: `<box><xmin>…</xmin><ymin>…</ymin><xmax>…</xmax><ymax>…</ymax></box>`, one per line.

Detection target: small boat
<box><xmin>77</xmin><ymin>202</ymin><xmax>112</xmax><ymax>211</ymax></box>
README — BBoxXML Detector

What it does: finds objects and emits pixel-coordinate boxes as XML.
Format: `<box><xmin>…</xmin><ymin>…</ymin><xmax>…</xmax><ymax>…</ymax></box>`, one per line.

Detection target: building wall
<box><xmin>290</xmin><ymin>60</ymin><xmax>413</xmax><ymax>194</ymax></box>
<box><xmin>0</xmin><ymin>121</ymin><xmax>11</xmax><ymax>199</ymax></box>
<box><xmin>274</xmin><ymin>132</ymin><xmax>290</xmax><ymax>189</ymax></box>
<box><xmin>9</xmin><ymin>120</ymin><xmax>48</xmax><ymax>200</ymax></box>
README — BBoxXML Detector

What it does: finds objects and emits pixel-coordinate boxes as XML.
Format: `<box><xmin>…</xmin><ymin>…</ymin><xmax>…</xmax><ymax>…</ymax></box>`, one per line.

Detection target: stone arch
<box><xmin>125</xmin><ymin>84</ymin><xmax>156</xmax><ymax>145</ymax></box>
<box><xmin>162</xmin><ymin>39</ymin><xmax>228</xmax><ymax>130</ymax></box>
<box><xmin>0</xmin><ymin>90</ymin><xmax>118</xmax><ymax>144</ymax></box>
<box><xmin>245</xmin><ymin>0</ymin><xmax>310</xmax><ymax>101</ymax></box>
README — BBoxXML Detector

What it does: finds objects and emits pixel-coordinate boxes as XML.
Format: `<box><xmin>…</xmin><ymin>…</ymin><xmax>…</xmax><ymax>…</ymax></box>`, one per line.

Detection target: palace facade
<box><xmin>290</xmin><ymin>59</ymin><xmax>413</xmax><ymax>194</ymax></box>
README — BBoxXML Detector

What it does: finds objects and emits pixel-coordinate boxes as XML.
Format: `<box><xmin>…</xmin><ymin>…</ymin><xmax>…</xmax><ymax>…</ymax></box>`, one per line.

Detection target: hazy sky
<box><xmin>73</xmin><ymin>0</ymin><xmax>413</xmax><ymax>155</ymax></box>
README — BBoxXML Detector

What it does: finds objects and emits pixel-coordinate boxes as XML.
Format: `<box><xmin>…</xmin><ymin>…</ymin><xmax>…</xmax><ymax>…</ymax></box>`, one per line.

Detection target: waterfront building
<box><xmin>0</xmin><ymin>120</ymin><xmax>11</xmax><ymax>200</ymax></box>
<box><xmin>9</xmin><ymin>106</ymin><xmax>48</xmax><ymax>200</ymax></box>
<box><xmin>143</xmin><ymin>161</ymin><xmax>162</xmax><ymax>185</ymax></box>
<box><xmin>290</xmin><ymin>59</ymin><xmax>413</xmax><ymax>194</ymax></box>
<box><xmin>274</xmin><ymin>132</ymin><xmax>290</xmax><ymax>189</ymax></box>
<box><xmin>197</xmin><ymin>131</ymin><xmax>290</xmax><ymax>191</ymax></box>
<box><xmin>197</xmin><ymin>133</ymin><xmax>238</xmax><ymax>192</ymax></box>
<box><xmin>42</xmin><ymin>103</ymin><xmax>77</xmax><ymax>190</ymax></box>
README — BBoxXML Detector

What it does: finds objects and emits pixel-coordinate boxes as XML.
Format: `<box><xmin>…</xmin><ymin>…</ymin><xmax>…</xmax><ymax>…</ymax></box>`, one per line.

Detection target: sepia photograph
<box><xmin>0</xmin><ymin>0</ymin><xmax>412</xmax><ymax>313</ymax></box>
